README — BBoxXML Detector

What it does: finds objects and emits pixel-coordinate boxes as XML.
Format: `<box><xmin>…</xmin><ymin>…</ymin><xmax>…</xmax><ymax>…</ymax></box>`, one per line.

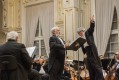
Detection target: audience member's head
<box><xmin>7</xmin><ymin>31</ymin><xmax>19</xmax><ymax>41</ymax></box>
<box><xmin>115</xmin><ymin>52</ymin><xmax>119</xmax><ymax>61</ymax></box>
<box><xmin>99</xmin><ymin>55</ymin><xmax>104</xmax><ymax>59</ymax></box>
<box><xmin>51</xmin><ymin>26</ymin><xmax>60</xmax><ymax>36</ymax></box>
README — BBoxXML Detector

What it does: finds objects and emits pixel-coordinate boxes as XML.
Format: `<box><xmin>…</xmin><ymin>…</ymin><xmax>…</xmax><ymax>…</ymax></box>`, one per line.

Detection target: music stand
<box><xmin>26</xmin><ymin>46</ymin><xmax>37</xmax><ymax>58</ymax></box>
<box><xmin>67</xmin><ymin>37</ymin><xmax>86</xmax><ymax>80</ymax></box>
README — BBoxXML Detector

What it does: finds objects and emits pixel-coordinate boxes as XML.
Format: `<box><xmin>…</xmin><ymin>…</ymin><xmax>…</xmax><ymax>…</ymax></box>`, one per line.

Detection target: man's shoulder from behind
<box><xmin>15</xmin><ymin>42</ymin><xmax>26</xmax><ymax>48</ymax></box>
<box><xmin>7</xmin><ymin>40</ymin><xmax>26</xmax><ymax>48</ymax></box>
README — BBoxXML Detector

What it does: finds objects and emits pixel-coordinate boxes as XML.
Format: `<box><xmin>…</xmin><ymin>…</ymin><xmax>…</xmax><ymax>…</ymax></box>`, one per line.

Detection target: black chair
<box><xmin>0</xmin><ymin>55</ymin><xmax>17</xmax><ymax>80</ymax></box>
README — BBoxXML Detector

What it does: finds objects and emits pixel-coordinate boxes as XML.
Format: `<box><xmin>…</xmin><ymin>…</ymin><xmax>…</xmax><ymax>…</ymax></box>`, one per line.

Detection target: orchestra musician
<box><xmin>41</xmin><ymin>59</ymin><xmax>49</xmax><ymax>80</ymax></box>
<box><xmin>115</xmin><ymin>52</ymin><xmax>119</xmax><ymax>80</ymax></box>
<box><xmin>105</xmin><ymin>52</ymin><xmax>119</xmax><ymax>80</ymax></box>
<box><xmin>0</xmin><ymin>31</ymin><xmax>32</xmax><ymax>80</ymax></box>
<box><xmin>61</xmin><ymin>63</ymin><xmax>71</xmax><ymax>80</ymax></box>
<box><xmin>32</xmin><ymin>59</ymin><xmax>41</xmax><ymax>72</ymax></box>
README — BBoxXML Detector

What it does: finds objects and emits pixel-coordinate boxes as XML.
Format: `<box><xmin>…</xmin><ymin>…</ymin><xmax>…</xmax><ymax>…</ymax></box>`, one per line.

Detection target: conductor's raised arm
<box><xmin>87</xmin><ymin>15</ymin><xmax>95</xmax><ymax>35</ymax></box>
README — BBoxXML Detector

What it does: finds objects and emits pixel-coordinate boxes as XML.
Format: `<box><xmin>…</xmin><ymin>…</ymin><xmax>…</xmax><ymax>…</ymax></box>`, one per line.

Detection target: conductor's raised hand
<box><xmin>90</xmin><ymin>15</ymin><xmax>94</xmax><ymax>22</ymax></box>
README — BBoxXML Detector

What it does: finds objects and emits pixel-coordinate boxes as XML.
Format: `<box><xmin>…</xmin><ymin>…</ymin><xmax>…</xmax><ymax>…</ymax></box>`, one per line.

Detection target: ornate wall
<box><xmin>1</xmin><ymin>0</ymin><xmax>94</xmax><ymax>59</ymax></box>
<box><xmin>0</xmin><ymin>0</ymin><xmax>21</xmax><ymax>43</ymax></box>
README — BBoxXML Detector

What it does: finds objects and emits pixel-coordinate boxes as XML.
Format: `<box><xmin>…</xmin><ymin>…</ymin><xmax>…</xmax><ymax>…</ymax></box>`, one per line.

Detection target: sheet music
<box><xmin>66</xmin><ymin>37</ymin><xmax>86</xmax><ymax>51</ymax></box>
<box><xmin>26</xmin><ymin>46</ymin><xmax>36</xmax><ymax>57</ymax></box>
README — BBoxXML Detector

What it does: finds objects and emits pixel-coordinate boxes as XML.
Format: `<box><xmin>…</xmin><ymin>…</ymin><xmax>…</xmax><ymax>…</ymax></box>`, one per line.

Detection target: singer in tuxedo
<box><xmin>77</xmin><ymin>16</ymin><xmax>104</xmax><ymax>80</ymax></box>
<box><xmin>48</xmin><ymin>27</ymin><xmax>69</xmax><ymax>80</ymax></box>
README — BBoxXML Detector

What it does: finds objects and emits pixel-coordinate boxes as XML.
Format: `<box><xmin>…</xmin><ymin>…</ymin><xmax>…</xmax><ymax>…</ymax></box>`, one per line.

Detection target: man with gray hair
<box><xmin>48</xmin><ymin>26</ymin><xmax>69</xmax><ymax>80</ymax></box>
<box><xmin>77</xmin><ymin>16</ymin><xmax>104</xmax><ymax>80</ymax></box>
<box><xmin>6</xmin><ymin>31</ymin><xmax>19</xmax><ymax>41</ymax></box>
<box><xmin>0</xmin><ymin>31</ymin><xmax>32</xmax><ymax>80</ymax></box>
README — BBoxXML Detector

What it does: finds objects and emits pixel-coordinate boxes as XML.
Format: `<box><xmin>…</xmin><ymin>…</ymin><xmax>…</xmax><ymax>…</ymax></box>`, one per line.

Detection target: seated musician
<box><xmin>61</xmin><ymin>63</ymin><xmax>71</xmax><ymax>80</ymax></box>
<box><xmin>41</xmin><ymin>59</ymin><xmax>49</xmax><ymax>80</ymax></box>
<box><xmin>32</xmin><ymin>57</ymin><xmax>45</xmax><ymax>72</ymax></box>
<box><xmin>32</xmin><ymin>58</ymin><xmax>42</xmax><ymax>72</ymax></box>
<box><xmin>108</xmin><ymin>52</ymin><xmax>119</xmax><ymax>80</ymax></box>
<box><xmin>114</xmin><ymin>52</ymin><xmax>119</xmax><ymax>79</ymax></box>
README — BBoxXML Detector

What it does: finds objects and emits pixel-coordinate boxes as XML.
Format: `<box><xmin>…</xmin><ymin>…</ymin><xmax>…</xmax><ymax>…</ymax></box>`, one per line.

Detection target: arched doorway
<box><xmin>105</xmin><ymin>7</ymin><xmax>118</xmax><ymax>58</ymax></box>
<box><xmin>22</xmin><ymin>1</ymin><xmax>54</xmax><ymax>57</ymax></box>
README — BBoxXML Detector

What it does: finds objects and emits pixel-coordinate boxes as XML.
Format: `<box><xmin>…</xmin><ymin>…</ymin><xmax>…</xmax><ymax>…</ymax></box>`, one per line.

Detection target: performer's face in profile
<box><xmin>78</xmin><ymin>30</ymin><xmax>84</xmax><ymax>37</ymax></box>
<box><xmin>115</xmin><ymin>52</ymin><xmax>119</xmax><ymax>60</ymax></box>
<box><xmin>55</xmin><ymin>29</ymin><xmax>60</xmax><ymax>36</ymax></box>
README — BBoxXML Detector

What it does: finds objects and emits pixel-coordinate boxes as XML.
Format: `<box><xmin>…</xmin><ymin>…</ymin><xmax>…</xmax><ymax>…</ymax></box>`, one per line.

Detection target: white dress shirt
<box><xmin>116</xmin><ymin>63</ymin><xmax>119</xmax><ymax>69</ymax></box>
<box><xmin>57</xmin><ymin>36</ymin><xmax>65</xmax><ymax>46</ymax></box>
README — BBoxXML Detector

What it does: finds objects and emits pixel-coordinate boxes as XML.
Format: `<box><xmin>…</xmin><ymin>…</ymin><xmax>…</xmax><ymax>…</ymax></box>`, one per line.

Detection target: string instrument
<box><xmin>105</xmin><ymin>53</ymin><xmax>119</xmax><ymax>80</ymax></box>
<box><xmin>80</xmin><ymin>65</ymin><xmax>90</xmax><ymax>80</ymax></box>
<box><xmin>64</xmin><ymin>64</ymin><xmax>77</xmax><ymax>80</ymax></box>
<box><xmin>69</xmin><ymin>67</ymin><xmax>78</xmax><ymax>80</ymax></box>
<box><xmin>104</xmin><ymin>65</ymin><xmax>117</xmax><ymax>80</ymax></box>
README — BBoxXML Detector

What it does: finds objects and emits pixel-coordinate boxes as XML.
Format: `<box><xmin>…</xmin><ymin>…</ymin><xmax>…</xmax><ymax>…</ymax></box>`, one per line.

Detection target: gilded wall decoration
<box><xmin>57</xmin><ymin>0</ymin><xmax>63</xmax><ymax>21</ymax></box>
<box><xmin>2</xmin><ymin>0</ymin><xmax>7</xmax><ymax>28</ymax></box>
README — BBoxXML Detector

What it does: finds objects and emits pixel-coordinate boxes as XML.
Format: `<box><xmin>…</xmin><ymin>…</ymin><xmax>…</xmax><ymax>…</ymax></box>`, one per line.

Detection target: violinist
<box><xmin>32</xmin><ymin>57</ymin><xmax>44</xmax><ymax>72</ymax></box>
<box><xmin>62</xmin><ymin>63</ymin><xmax>71</xmax><ymax>80</ymax></box>
<box><xmin>105</xmin><ymin>52</ymin><xmax>119</xmax><ymax>80</ymax></box>
<box><xmin>114</xmin><ymin>52</ymin><xmax>119</xmax><ymax>80</ymax></box>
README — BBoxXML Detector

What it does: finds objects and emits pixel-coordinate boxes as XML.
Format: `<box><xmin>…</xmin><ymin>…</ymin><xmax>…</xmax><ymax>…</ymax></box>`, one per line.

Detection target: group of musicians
<box><xmin>0</xmin><ymin>15</ymin><xmax>119</xmax><ymax>80</ymax></box>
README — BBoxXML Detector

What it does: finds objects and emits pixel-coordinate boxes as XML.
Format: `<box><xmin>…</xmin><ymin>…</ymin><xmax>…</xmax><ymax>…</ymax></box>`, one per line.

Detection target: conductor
<box><xmin>77</xmin><ymin>16</ymin><xmax>104</xmax><ymax>80</ymax></box>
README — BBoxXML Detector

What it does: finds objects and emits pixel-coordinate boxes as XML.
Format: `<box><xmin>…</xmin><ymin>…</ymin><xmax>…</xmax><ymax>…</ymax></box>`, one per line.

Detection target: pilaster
<box><xmin>0</xmin><ymin>0</ymin><xmax>21</xmax><ymax>42</ymax></box>
<box><xmin>54</xmin><ymin>0</ymin><xmax>64</xmax><ymax>38</ymax></box>
<box><xmin>62</xmin><ymin>0</ymin><xmax>79</xmax><ymax>59</ymax></box>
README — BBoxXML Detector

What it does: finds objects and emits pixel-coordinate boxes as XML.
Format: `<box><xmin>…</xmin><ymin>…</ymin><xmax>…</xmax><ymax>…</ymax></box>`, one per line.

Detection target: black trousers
<box><xmin>87</xmin><ymin>61</ymin><xmax>104</xmax><ymax>80</ymax></box>
<box><xmin>41</xmin><ymin>73</ymin><xmax>49</xmax><ymax>80</ymax></box>
<box><xmin>49</xmin><ymin>60</ymin><xmax>64</xmax><ymax>80</ymax></box>
<box><xmin>85</xmin><ymin>46</ymin><xmax>104</xmax><ymax>80</ymax></box>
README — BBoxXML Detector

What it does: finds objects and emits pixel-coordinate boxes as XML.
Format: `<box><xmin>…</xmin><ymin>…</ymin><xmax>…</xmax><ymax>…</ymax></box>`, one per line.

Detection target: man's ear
<box><xmin>16</xmin><ymin>36</ymin><xmax>18</xmax><ymax>41</ymax></box>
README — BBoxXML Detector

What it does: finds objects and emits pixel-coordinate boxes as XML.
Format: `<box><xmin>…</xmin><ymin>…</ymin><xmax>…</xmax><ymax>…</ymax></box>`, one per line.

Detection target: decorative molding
<box><xmin>64</xmin><ymin>8</ymin><xmax>73</xmax><ymax>12</ymax></box>
<box><xmin>9</xmin><ymin>1</ymin><xmax>15</xmax><ymax>7</ymax></box>
<box><xmin>18</xmin><ymin>0</ymin><xmax>21</xmax><ymax>28</ymax></box>
<box><xmin>1</xmin><ymin>27</ymin><xmax>21</xmax><ymax>32</ymax></box>
<box><xmin>3</xmin><ymin>0</ymin><xmax>7</xmax><ymax>28</ymax></box>
<box><xmin>57</xmin><ymin>0</ymin><xmax>63</xmax><ymax>21</ymax></box>
<box><xmin>22</xmin><ymin>0</ymin><xmax>52</xmax><ymax>7</ymax></box>
<box><xmin>55</xmin><ymin>20</ymin><xmax>64</xmax><ymax>25</ymax></box>
<box><xmin>2</xmin><ymin>0</ymin><xmax>22</xmax><ymax>30</ymax></box>
<box><xmin>84</xmin><ymin>0</ymin><xmax>88</xmax><ymax>4</ymax></box>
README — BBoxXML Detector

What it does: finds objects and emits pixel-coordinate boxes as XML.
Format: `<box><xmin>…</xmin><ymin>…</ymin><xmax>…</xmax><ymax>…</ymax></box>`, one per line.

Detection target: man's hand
<box><xmin>65</xmin><ymin>42</ymin><xmax>69</xmax><ymax>48</ymax></box>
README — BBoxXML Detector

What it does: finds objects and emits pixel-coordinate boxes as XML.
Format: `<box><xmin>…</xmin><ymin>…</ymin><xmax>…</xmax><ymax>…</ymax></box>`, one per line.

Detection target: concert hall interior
<box><xmin>0</xmin><ymin>0</ymin><xmax>119</xmax><ymax>80</ymax></box>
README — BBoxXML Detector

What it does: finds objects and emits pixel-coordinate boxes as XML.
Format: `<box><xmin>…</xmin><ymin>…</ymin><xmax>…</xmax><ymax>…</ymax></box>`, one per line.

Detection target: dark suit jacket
<box><xmin>0</xmin><ymin>39</ymin><xmax>32</xmax><ymax>80</ymax></box>
<box><xmin>48</xmin><ymin>35</ymin><xmax>65</xmax><ymax>72</ymax></box>
<box><xmin>82</xmin><ymin>22</ymin><xmax>102</xmax><ymax>66</ymax></box>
